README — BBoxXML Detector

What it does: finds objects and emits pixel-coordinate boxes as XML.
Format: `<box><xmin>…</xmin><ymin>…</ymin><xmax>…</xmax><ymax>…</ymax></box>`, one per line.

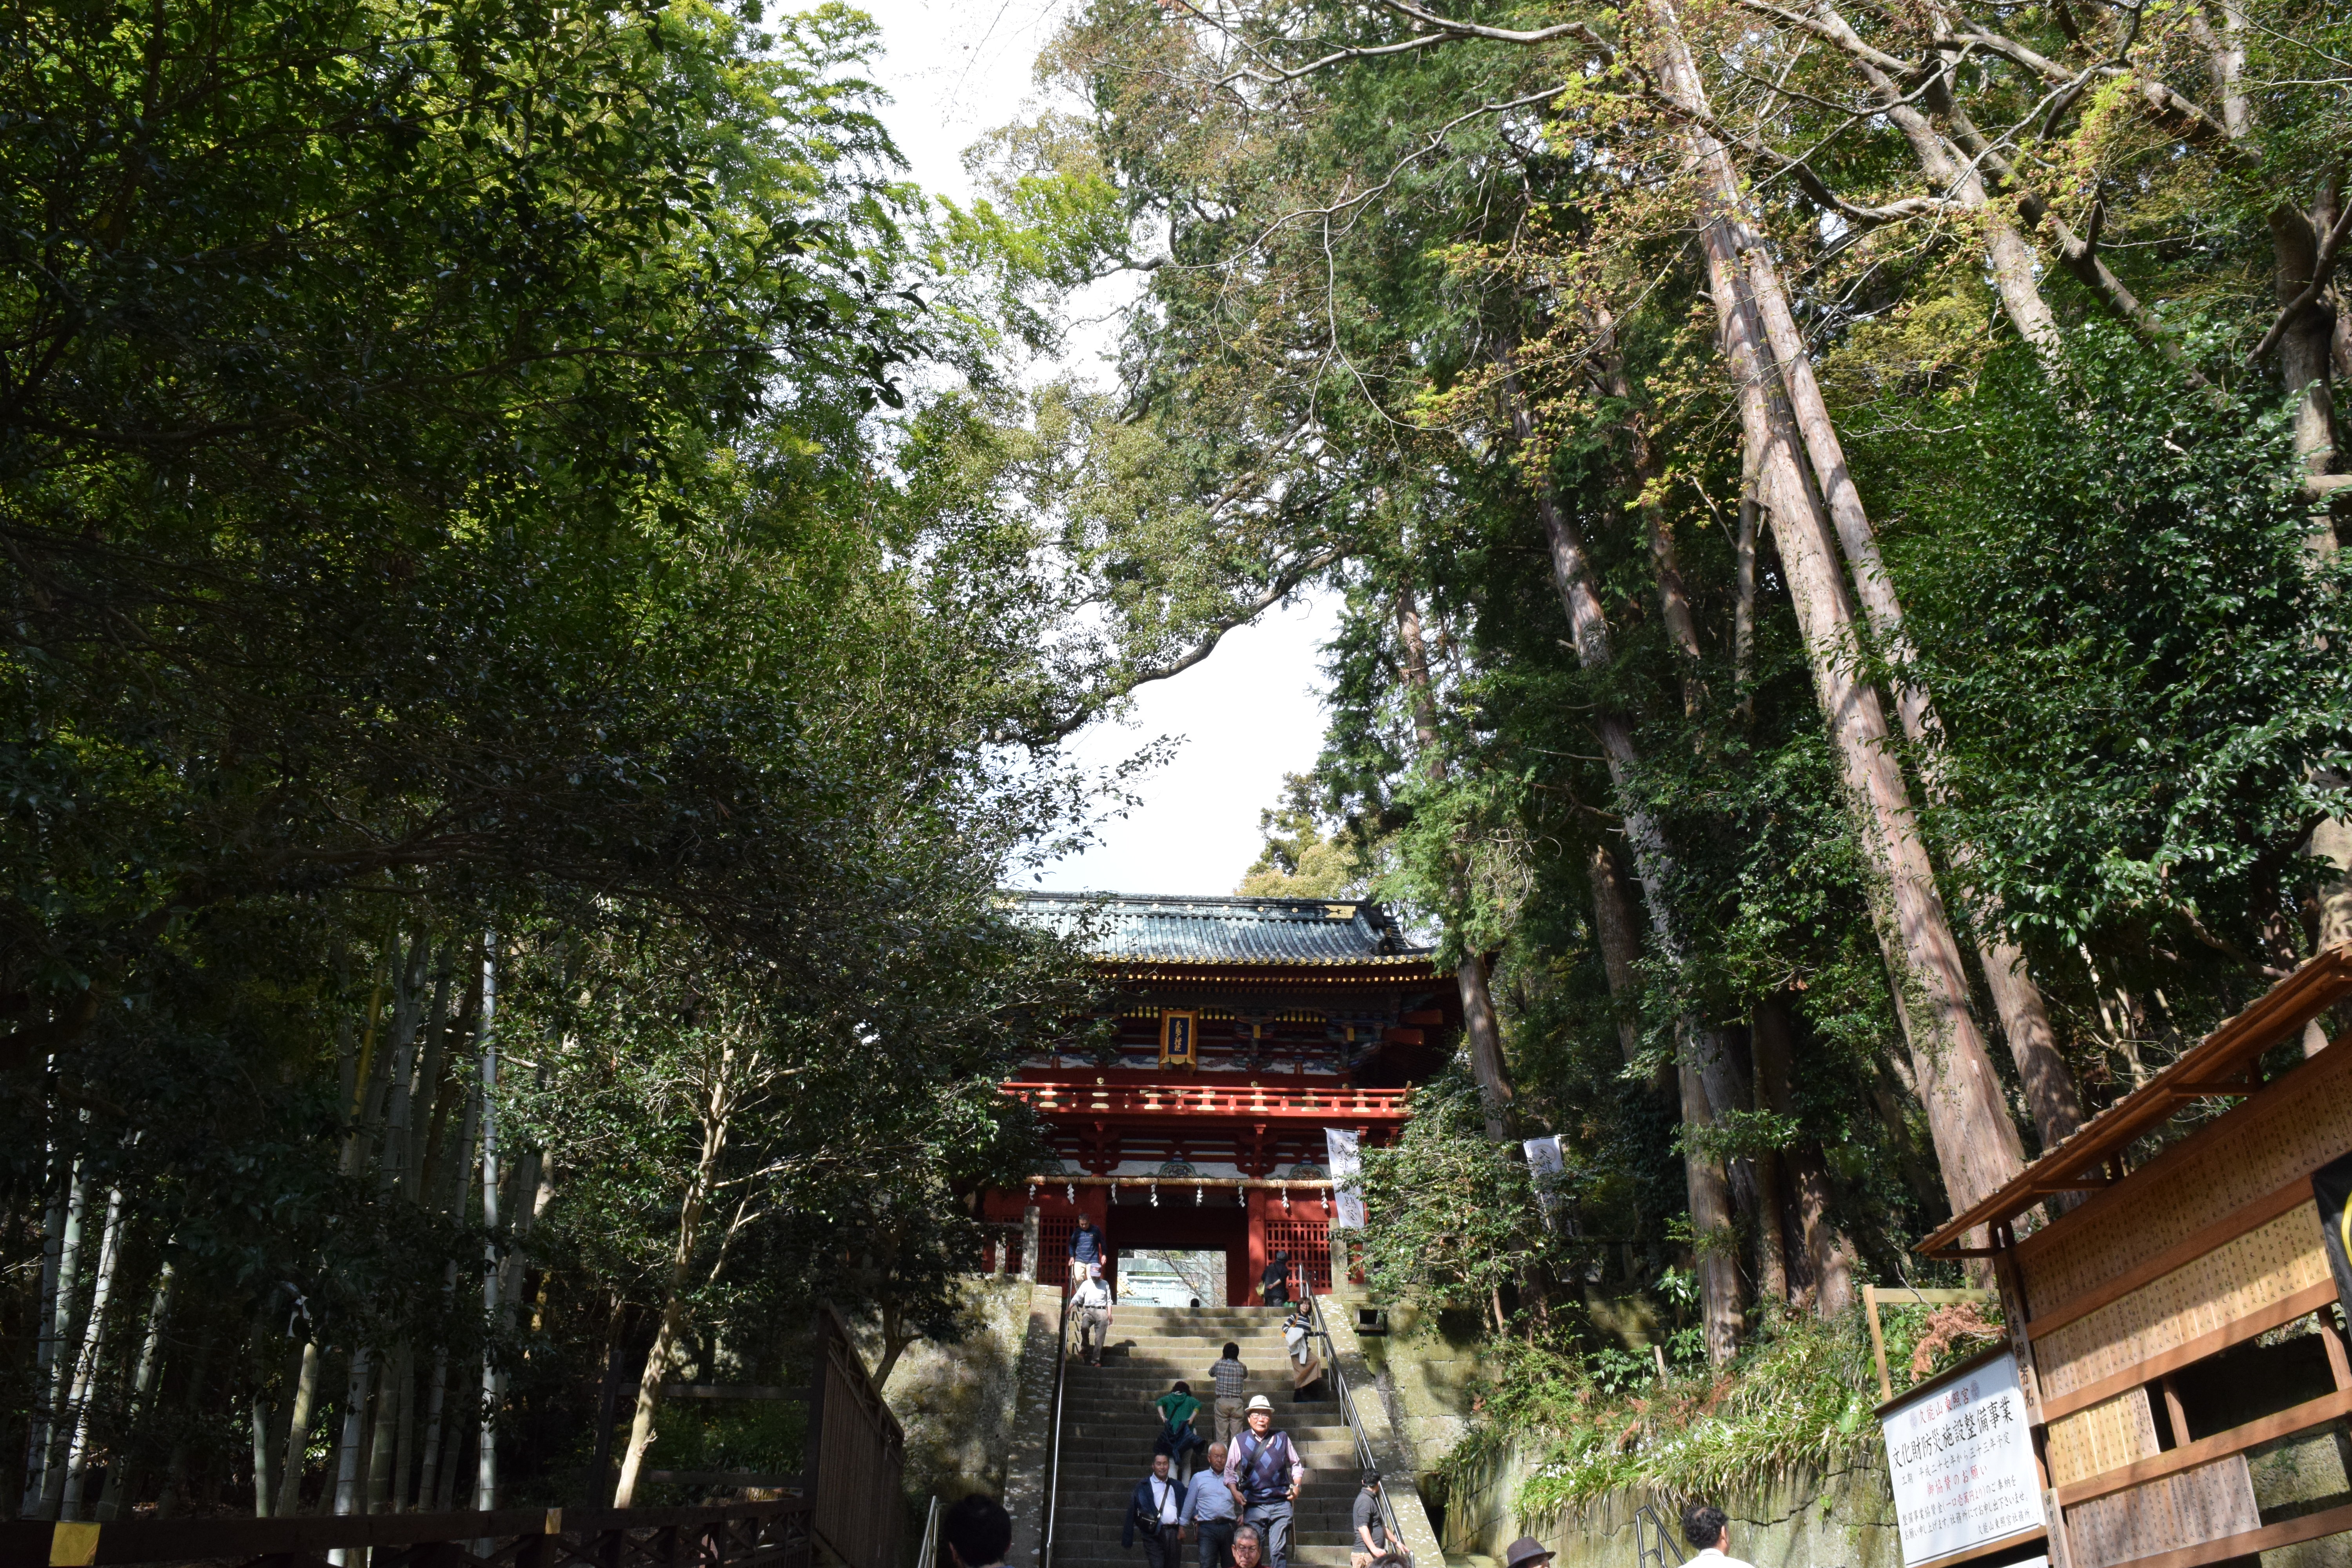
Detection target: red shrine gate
<box><xmin>980</xmin><ymin>894</ymin><xmax>1456</xmax><ymax>1301</ymax></box>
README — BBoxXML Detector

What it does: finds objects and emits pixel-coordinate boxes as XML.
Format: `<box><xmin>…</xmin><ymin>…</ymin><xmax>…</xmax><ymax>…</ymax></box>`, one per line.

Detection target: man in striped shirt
<box><xmin>1209</xmin><ymin>1341</ymin><xmax>1248</xmax><ymax>1444</ymax></box>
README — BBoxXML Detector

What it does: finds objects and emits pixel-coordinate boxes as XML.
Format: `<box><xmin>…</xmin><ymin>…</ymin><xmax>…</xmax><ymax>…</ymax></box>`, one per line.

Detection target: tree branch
<box><xmin>2249</xmin><ymin>196</ymin><xmax>2352</xmax><ymax>362</ymax></box>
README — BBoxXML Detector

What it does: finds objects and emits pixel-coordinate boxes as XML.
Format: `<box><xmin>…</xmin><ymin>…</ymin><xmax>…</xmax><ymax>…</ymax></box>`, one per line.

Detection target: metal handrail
<box><xmin>916</xmin><ymin>1495</ymin><xmax>943</xmax><ymax>1568</ymax></box>
<box><xmin>1302</xmin><ymin>1294</ymin><xmax>1407</xmax><ymax>1561</ymax></box>
<box><xmin>1040</xmin><ymin>1287</ymin><xmax>1076</xmax><ymax>1568</ymax></box>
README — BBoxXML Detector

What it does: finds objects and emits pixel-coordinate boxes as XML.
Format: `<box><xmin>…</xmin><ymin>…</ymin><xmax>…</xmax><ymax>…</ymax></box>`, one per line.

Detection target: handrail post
<box><xmin>1041</xmin><ymin>1291</ymin><xmax>1075</xmax><ymax>1568</ymax></box>
<box><xmin>1305</xmin><ymin>1295</ymin><xmax>1407</xmax><ymax>1557</ymax></box>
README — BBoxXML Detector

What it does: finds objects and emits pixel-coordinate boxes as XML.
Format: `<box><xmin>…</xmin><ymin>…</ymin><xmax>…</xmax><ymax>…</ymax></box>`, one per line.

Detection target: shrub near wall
<box><xmin>1437</xmin><ymin>1307</ymin><xmax>2003</xmax><ymax>1563</ymax></box>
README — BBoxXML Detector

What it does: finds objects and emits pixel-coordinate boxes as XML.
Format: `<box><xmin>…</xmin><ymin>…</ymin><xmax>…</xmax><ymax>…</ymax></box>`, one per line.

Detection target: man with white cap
<box><xmin>1073</xmin><ymin>1261</ymin><xmax>1113</xmax><ymax>1365</ymax></box>
<box><xmin>1224</xmin><ymin>1394</ymin><xmax>1305</xmax><ymax>1568</ymax></box>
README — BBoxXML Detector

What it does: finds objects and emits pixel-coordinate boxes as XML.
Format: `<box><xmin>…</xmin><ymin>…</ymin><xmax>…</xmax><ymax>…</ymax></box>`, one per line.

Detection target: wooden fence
<box><xmin>804</xmin><ymin>1306</ymin><xmax>905</xmax><ymax>1568</ymax></box>
<box><xmin>0</xmin><ymin>1499</ymin><xmax>810</xmax><ymax>1568</ymax></box>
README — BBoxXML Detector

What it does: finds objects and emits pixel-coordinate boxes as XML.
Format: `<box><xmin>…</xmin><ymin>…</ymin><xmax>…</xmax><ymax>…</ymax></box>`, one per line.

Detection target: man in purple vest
<box><xmin>1224</xmin><ymin>1394</ymin><xmax>1304</xmax><ymax>1568</ymax></box>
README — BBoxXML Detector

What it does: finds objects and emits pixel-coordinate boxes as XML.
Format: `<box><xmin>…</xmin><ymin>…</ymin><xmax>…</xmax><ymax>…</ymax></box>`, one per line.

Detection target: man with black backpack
<box><xmin>1226</xmin><ymin>1394</ymin><xmax>1305</xmax><ymax>1568</ymax></box>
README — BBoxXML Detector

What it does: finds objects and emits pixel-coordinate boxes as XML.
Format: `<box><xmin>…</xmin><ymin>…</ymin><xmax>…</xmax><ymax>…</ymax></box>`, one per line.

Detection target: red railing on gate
<box><xmin>1004</xmin><ymin>1081</ymin><xmax>1407</xmax><ymax>1123</ymax></box>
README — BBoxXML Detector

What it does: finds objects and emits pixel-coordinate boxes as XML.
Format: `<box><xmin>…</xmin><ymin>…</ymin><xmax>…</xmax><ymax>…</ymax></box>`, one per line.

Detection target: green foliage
<box><xmin>1880</xmin><ymin>327</ymin><xmax>2352</xmax><ymax>968</ymax></box>
<box><xmin>1237</xmin><ymin>773</ymin><xmax>1370</xmax><ymax>897</ymax></box>
<box><xmin>1448</xmin><ymin>1300</ymin><xmax>2005</xmax><ymax>1516</ymax></box>
<box><xmin>1357</xmin><ymin>1077</ymin><xmax>1559</xmax><ymax>1328</ymax></box>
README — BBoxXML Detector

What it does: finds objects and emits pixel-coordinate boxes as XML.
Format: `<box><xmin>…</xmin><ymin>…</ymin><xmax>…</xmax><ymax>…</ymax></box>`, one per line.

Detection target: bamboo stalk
<box><xmin>56</xmin><ymin>1184</ymin><xmax>127</xmax><ymax>1519</ymax></box>
<box><xmin>20</xmin><ymin>1146</ymin><xmax>74</xmax><ymax>1516</ymax></box>
<box><xmin>475</xmin><ymin>931</ymin><xmax>501</xmax><ymax>1514</ymax></box>
<box><xmin>274</xmin><ymin>1339</ymin><xmax>322</xmax><ymax>1516</ymax></box>
<box><xmin>96</xmin><ymin>1259</ymin><xmax>174</xmax><ymax>1521</ymax></box>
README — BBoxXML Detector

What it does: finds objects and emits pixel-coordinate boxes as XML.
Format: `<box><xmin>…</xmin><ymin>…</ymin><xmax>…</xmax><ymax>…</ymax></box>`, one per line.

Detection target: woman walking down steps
<box><xmin>1047</xmin><ymin>1303</ymin><xmax>1363</xmax><ymax>1568</ymax></box>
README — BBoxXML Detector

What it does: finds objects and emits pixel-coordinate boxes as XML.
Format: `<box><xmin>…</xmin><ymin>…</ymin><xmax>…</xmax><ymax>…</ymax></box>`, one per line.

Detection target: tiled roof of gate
<box><xmin>1006</xmin><ymin>892</ymin><xmax>1434</xmax><ymax>967</ymax></box>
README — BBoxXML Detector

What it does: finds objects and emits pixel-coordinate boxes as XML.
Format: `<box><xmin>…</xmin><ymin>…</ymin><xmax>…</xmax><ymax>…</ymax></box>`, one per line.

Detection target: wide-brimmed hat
<box><xmin>1246</xmin><ymin>1394</ymin><xmax>1274</xmax><ymax>1412</ymax></box>
<box><xmin>1504</xmin><ymin>1538</ymin><xmax>1555</xmax><ymax>1568</ymax></box>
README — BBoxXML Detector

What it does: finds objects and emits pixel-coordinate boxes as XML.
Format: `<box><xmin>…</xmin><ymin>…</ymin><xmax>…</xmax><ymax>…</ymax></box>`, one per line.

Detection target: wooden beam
<box><xmin>2024</xmin><ymin>1175</ymin><xmax>2315</xmax><ymax>1341</ymax></box>
<box><xmin>1903</xmin><ymin>1526</ymin><xmax>2049</xmax><ymax>1568</ymax></box>
<box><xmin>2037</xmin><ymin>1280</ymin><xmax>2337</xmax><ymax>1422</ymax></box>
<box><xmin>1864</xmin><ymin>1284</ymin><xmax>1893</xmax><ymax>1402</ymax></box>
<box><xmin>2054</xmin><ymin>1385</ymin><xmax>2352</xmax><ymax>1505</ymax></box>
<box><xmin>2087</xmin><ymin>1498</ymin><xmax>2352</xmax><ymax>1568</ymax></box>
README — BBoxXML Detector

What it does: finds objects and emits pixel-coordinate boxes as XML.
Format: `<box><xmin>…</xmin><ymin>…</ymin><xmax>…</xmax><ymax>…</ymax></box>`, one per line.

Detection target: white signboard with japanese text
<box><xmin>1324</xmin><ymin>1127</ymin><xmax>1366</xmax><ymax>1230</ymax></box>
<box><xmin>1880</xmin><ymin>1349</ymin><xmax>2045</xmax><ymax>1567</ymax></box>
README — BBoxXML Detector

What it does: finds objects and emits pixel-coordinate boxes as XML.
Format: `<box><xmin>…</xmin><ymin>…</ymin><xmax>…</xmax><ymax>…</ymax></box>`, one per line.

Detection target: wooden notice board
<box><xmin>1915</xmin><ymin>943</ymin><xmax>2352</xmax><ymax>1568</ymax></box>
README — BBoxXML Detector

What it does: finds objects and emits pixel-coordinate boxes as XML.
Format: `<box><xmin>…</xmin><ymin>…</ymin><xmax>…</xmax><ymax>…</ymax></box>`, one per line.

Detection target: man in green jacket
<box><xmin>1153</xmin><ymin>1379</ymin><xmax>1209</xmax><ymax>1477</ymax></box>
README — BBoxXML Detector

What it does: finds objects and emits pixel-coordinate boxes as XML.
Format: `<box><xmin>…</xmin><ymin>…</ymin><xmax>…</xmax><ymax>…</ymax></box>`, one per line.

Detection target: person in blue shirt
<box><xmin>1069</xmin><ymin>1214</ymin><xmax>1105</xmax><ymax>1285</ymax></box>
<box><xmin>1179</xmin><ymin>1441</ymin><xmax>1238</xmax><ymax>1568</ymax></box>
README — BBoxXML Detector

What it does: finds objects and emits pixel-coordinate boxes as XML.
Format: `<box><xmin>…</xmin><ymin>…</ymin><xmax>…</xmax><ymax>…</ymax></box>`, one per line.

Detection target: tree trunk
<box><xmin>1646</xmin><ymin>0</ymin><xmax>2029</xmax><ymax>1223</ymax></box>
<box><xmin>416</xmin><ymin>1345</ymin><xmax>450</xmax><ymax>1511</ymax></box>
<box><xmin>1723</xmin><ymin>112</ymin><xmax>2083</xmax><ymax>1164</ymax></box>
<box><xmin>1751</xmin><ymin>995</ymin><xmax>1857</xmax><ymax>1314</ymax></box>
<box><xmin>1585</xmin><ymin>842</ymin><xmax>1659</xmax><ymax>1087</ymax></box>
<box><xmin>56</xmin><ymin>1184</ymin><xmax>126</xmax><ymax>1520</ymax></box>
<box><xmin>1677</xmin><ymin>1056</ymin><xmax>1745</xmax><ymax>1362</ymax></box>
<box><xmin>1396</xmin><ymin>584</ymin><xmax>1515</xmax><ymax>1138</ymax></box>
<box><xmin>1501</xmin><ymin>359</ymin><xmax>1742</xmax><ymax>1356</ymax></box>
<box><xmin>1733</xmin><ymin>437</ymin><xmax>1761</xmax><ymax>728</ymax></box>
<box><xmin>366</xmin><ymin>1347</ymin><xmax>405</xmax><ymax>1512</ymax></box>
<box><xmin>330</xmin><ymin>1348</ymin><xmax>372</xmax><ymax>1517</ymax></box>
<box><xmin>474</xmin><ymin>932</ymin><xmax>502</xmax><ymax>1514</ymax></box>
<box><xmin>2271</xmin><ymin>187</ymin><xmax>2347</xmax><ymax>495</ymax></box>
<box><xmin>613</xmin><ymin>1054</ymin><xmax>734</xmax><ymax>1508</ymax></box>
<box><xmin>21</xmin><ymin>1149</ymin><xmax>79</xmax><ymax>1517</ymax></box>
<box><xmin>249</xmin><ymin>1396</ymin><xmax>274</xmax><ymax>1519</ymax></box>
<box><xmin>96</xmin><ymin>1259</ymin><xmax>172</xmax><ymax>1521</ymax></box>
<box><xmin>273</xmin><ymin>1339</ymin><xmax>322</xmax><ymax>1517</ymax></box>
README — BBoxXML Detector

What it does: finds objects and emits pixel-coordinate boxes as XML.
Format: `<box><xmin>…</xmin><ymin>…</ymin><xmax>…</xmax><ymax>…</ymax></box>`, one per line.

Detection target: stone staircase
<box><xmin>1047</xmin><ymin>1303</ymin><xmax>1364</xmax><ymax>1568</ymax></box>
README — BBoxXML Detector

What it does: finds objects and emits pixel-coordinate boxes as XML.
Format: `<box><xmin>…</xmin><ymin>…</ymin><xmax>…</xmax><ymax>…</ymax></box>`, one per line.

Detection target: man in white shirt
<box><xmin>1681</xmin><ymin>1504</ymin><xmax>1756</xmax><ymax>1568</ymax></box>
<box><xmin>1123</xmin><ymin>1453</ymin><xmax>1184</xmax><ymax>1568</ymax></box>
<box><xmin>1073</xmin><ymin>1263</ymin><xmax>1113</xmax><ymax>1365</ymax></box>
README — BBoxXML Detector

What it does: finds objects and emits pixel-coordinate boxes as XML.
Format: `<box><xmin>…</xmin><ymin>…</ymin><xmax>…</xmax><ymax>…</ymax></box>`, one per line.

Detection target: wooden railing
<box><xmin>0</xmin><ymin>1498</ymin><xmax>811</xmax><ymax>1568</ymax></box>
<box><xmin>1004</xmin><ymin>1082</ymin><xmax>1407</xmax><ymax>1119</ymax></box>
<box><xmin>806</xmin><ymin>1306</ymin><xmax>905</xmax><ymax>1568</ymax></box>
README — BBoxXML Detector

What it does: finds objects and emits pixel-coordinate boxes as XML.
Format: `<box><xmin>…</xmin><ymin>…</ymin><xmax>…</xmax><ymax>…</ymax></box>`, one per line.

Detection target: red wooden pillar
<box><xmin>1245</xmin><ymin>1186</ymin><xmax>1269</xmax><ymax>1305</ymax></box>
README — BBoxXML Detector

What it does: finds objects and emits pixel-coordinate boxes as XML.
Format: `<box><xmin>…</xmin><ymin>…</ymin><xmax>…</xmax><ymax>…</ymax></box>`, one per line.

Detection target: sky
<box><xmin>854</xmin><ymin>0</ymin><xmax>1343</xmax><ymax>897</ymax></box>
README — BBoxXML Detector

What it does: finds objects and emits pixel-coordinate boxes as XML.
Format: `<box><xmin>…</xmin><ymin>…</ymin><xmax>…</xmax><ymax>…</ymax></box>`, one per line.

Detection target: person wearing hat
<box><xmin>1681</xmin><ymin>1504</ymin><xmax>1753</xmax><ymax>1568</ymax></box>
<box><xmin>1073</xmin><ymin>1261</ymin><xmax>1114</xmax><ymax>1365</ymax></box>
<box><xmin>1350</xmin><ymin>1469</ymin><xmax>1406</xmax><ymax>1568</ymax></box>
<box><xmin>1225</xmin><ymin>1393</ymin><xmax>1304</xmax><ymax>1568</ymax></box>
<box><xmin>1502</xmin><ymin>1537</ymin><xmax>1553</xmax><ymax>1568</ymax></box>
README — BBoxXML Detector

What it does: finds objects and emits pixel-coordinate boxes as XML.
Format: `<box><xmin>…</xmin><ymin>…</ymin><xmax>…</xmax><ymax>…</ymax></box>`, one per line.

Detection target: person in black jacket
<box><xmin>1122</xmin><ymin>1452</ymin><xmax>1185</xmax><ymax>1568</ymax></box>
<box><xmin>1259</xmin><ymin>1249</ymin><xmax>1292</xmax><ymax>1307</ymax></box>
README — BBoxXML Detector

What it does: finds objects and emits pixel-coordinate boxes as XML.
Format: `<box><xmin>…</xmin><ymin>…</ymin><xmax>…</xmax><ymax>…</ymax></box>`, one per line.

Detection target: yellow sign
<box><xmin>1160</xmin><ymin>1009</ymin><xmax>1198</xmax><ymax>1069</ymax></box>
